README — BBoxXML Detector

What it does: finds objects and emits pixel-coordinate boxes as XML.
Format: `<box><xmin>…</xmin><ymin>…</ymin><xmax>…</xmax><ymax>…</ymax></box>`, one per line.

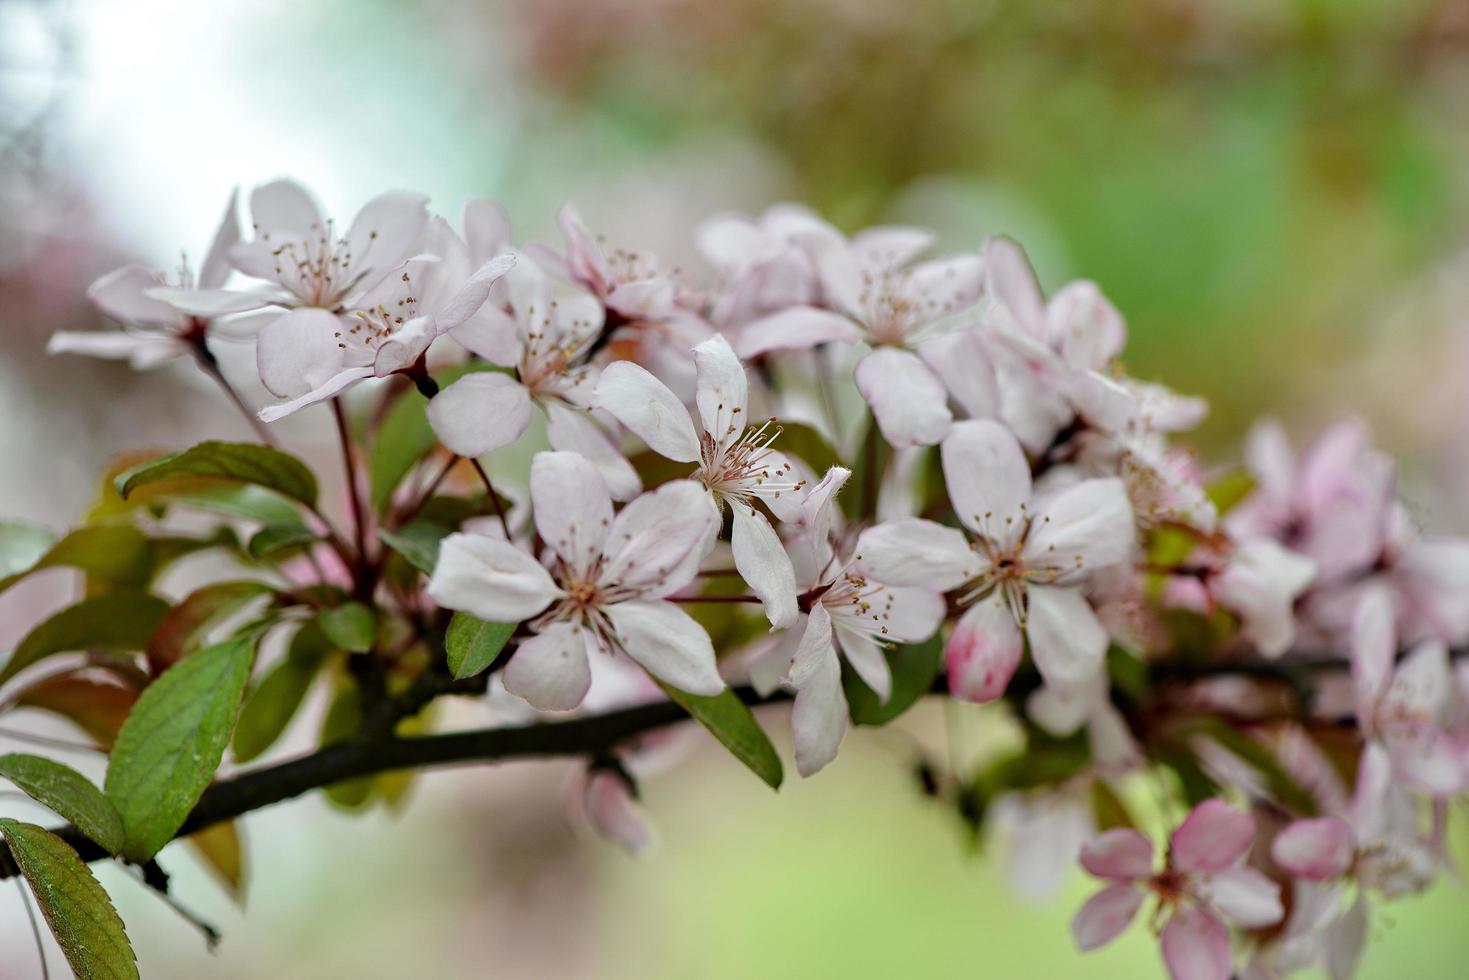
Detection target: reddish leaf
<box><xmin>11</xmin><ymin>674</ymin><xmax>138</xmax><ymax>750</ymax></box>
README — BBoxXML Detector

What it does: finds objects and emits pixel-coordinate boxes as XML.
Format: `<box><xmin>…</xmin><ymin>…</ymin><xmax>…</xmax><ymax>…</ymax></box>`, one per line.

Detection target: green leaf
<box><xmin>656</xmin><ymin>682</ymin><xmax>783</xmax><ymax>789</ymax></box>
<box><xmin>104</xmin><ymin>634</ymin><xmax>256</xmax><ymax>861</ymax></box>
<box><xmin>320</xmin><ymin>676</ymin><xmax>372</xmax><ymax>808</ymax></box>
<box><xmin>1206</xmin><ymin>470</ymin><xmax>1256</xmax><ymax>517</ymax></box>
<box><xmin>369</xmin><ymin>388</ymin><xmax>440</xmax><ymax>513</ymax></box>
<box><xmin>0</xmin><ymin>521</ymin><xmax>55</xmax><ymax>577</ymax></box>
<box><xmin>232</xmin><ymin>623</ymin><xmax>331</xmax><ymax>763</ymax></box>
<box><xmin>445</xmin><ymin>613</ymin><xmax>514</xmax><ymax>679</ymax></box>
<box><xmin>0</xmin><ymin>525</ymin><xmax>151</xmax><ymax>596</ymax></box>
<box><xmin>0</xmin><ymin>593</ymin><xmax>171</xmax><ymax>687</ymax></box>
<box><xmin>0</xmin><ymin>754</ymin><xmax>125</xmax><ymax>854</ymax></box>
<box><xmin>843</xmin><ymin>635</ymin><xmax>942</xmax><ymax>726</ymax></box>
<box><xmin>379</xmin><ymin>521</ymin><xmax>450</xmax><ymax>575</ymax></box>
<box><xmin>117</xmin><ymin>441</ymin><xmax>318</xmax><ymax>508</ymax></box>
<box><xmin>247</xmin><ymin>524</ymin><xmax>318</xmax><ymax>559</ymax></box>
<box><xmin>0</xmin><ymin>819</ymin><xmax>139</xmax><ymax>980</ymax></box>
<box><xmin>319</xmin><ymin>602</ymin><xmax>376</xmax><ymax>653</ymax></box>
<box><xmin>146</xmin><ymin>580</ymin><xmax>273</xmax><ymax>671</ymax></box>
<box><xmin>155</xmin><ymin>484</ymin><xmax>307</xmax><ymax>527</ymax></box>
<box><xmin>1091</xmin><ymin>779</ymin><xmax>1137</xmax><ymax>832</ymax></box>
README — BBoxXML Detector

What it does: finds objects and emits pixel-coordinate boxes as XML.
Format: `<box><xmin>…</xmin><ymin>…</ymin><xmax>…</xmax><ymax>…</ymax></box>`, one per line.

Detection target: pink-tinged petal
<box><xmin>734</xmin><ymin>306</ymin><xmax>863</xmax><ymax>358</ymax></box>
<box><xmin>1160</xmin><ymin>908</ymin><xmax>1232</xmax><ymax>980</ymax></box>
<box><xmin>1171</xmin><ymin>798</ymin><xmax>1257</xmax><ymax>874</ymax></box>
<box><xmin>730</xmin><ymin>503</ymin><xmax>799</xmax><ymax>629</ymax></box>
<box><xmin>983</xmin><ymin>236</ymin><xmax>1046</xmax><ymax>333</ymax></box>
<box><xmin>557</xmin><ymin>203</ymin><xmax>613</xmax><ymax>293</ymax></box>
<box><xmin>1025</xmin><ymin>478</ymin><xmax>1135</xmax><ymax>579</ymax></box>
<box><xmin>606</xmin><ymin>278</ymin><xmax>675</xmax><ymax>319</ymax></box>
<box><xmin>604</xmin><ymin>599</ymin><xmax>723</xmax><ymax>696</ymax></box>
<box><xmin>435</xmin><ymin>253</ymin><xmax>517</xmax><ymax>331</ymax></box>
<box><xmin>1272</xmin><ymin>817</ymin><xmax>1353</xmax><ymax>881</ymax></box>
<box><xmin>1046</xmin><ymin>280</ymin><xmax>1125</xmax><ymax>370</ymax></box>
<box><xmin>853</xmin><ymin>518</ymin><xmax>981</xmax><ymax>591</ymax></box>
<box><xmin>855</xmin><ymin>347</ymin><xmax>952</xmax><ymax>448</ymax></box>
<box><xmin>198</xmin><ymin>187</ymin><xmax>242</xmax><ymax>290</ymax></box>
<box><xmin>1383</xmin><ymin>638</ymin><xmax>1451</xmax><ymax>724</ymax></box>
<box><xmin>1243</xmin><ymin>418</ymin><xmax>1294</xmax><ymax>503</ymax></box>
<box><xmin>531</xmin><ymin>451</ymin><xmax>614</xmax><ymax>576</ymax></box>
<box><xmin>601</xmin><ymin>479</ymin><xmax>718</xmax><ymax>596</ymax></box>
<box><xmin>462</xmin><ymin>198</ymin><xmax>512</xmax><ymax>263</ymax></box>
<box><xmin>1080</xmin><ymin>828</ymin><xmax>1155</xmax><ymax>881</ymax></box>
<box><xmin>583</xmin><ymin>770</ymin><xmax>653</xmax><ymax>855</ymax></box>
<box><xmin>899</xmin><ymin>254</ymin><xmax>986</xmax><ymax>321</ymax></box>
<box><xmin>344</xmin><ymin>190</ymin><xmax>431</xmax><ymax>281</ymax></box>
<box><xmin>852</xmin><ymin>226</ymin><xmax>935</xmax><ymax>270</ymax></box>
<box><xmin>941</xmin><ymin>419</ymin><xmax>1032</xmax><ymax>544</ymax></box>
<box><xmin>503</xmin><ymin>622</ymin><xmax>593</xmax><ymax>711</ymax></box>
<box><xmin>695</xmin><ymin>213</ymin><xmax>763</xmax><ymax>271</ymax></box>
<box><xmin>426</xmin><ymin>372</ymin><xmax>533</xmax><ymax>457</ymax></box>
<box><xmin>1325</xmin><ymin>893</ymin><xmax>1368</xmax><ymax>980</ymax></box>
<box><xmin>87</xmin><ymin>265</ymin><xmax>179</xmax><ymax>325</ymax></box>
<box><xmin>256</xmin><ymin>308</ymin><xmax>349</xmax><ymax>397</ymax></box>
<box><xmin>918</xmin><ymin>330</ymin><xmax>999</xmax><ymax>420</ymax></box>
<box><xmin>1025</xmin><ymin>585</ymin><xmax>1108</xmax><ymax>692</ymax></box>
<box><xmin>258</xmin><ymin>366</ymin><xmax>375</xmax><ymax>423</ymax></box>
<box><xmin>249</xmin><ymin>178</ymin><xmax>323</xmax><ymax>235</ymax></box>
<box><xmin>46</xmin><ymin>331</ymin><xmax>184</xmax><ymax>369</ymax></box>
<box><xmin>450</xmin><ymin>304</ymin><xmax>523</xmax><ymax>366</ymax></box>
<box><xmin>1350</xmin><ymin>742</ymin><xmax>1393</xmax><ymax>842</ymax></box>
<box><xmin>1211</xmin><ymin>540</ymin><xmax>1316</xmax><ymax>658</ymax></box>
<box><xmin>692</xmin><ymin>333</ymin><xmax>750</xmax><ymax>443</ymax></box>
<box><xmin>544</xmin><ymin>400</ymin><xmax>642</xmax><ymax>502</ymax></box>
<box><xmin>1071</xmin><ymin>882</ymin><xmax>1145</xmax><ymax>952</ymax></box>
<box><xmin>946</xmin><ymin>592</ymin><xmax>1023</xmax><ymax>703</ymax></box>
<box><xmin>790</xmin><ymin>610</ymin><xmax>847</xmax><ymax>777</ymax></box>
<box><xmin>832</xmin><ymin>630</ymin><xmax>890</xmax><ymax>702</ymax></box>
<box><xmin>1069</xmin><ymin>370</ymin><xmax>1137</xmax><ymax>433</ymax></box>
<box><xmin>371</xmin><ymin>316</ymin><xmax>436</xmax><ymax>376</ymax></box>
<box><xmin>427</xmin><ymin>533</ymin><xmax>562</xmax><ymax>623</ymax></box>
<box><xmin>594</xmin><ymin>360</ymin><xmax>701</xmax><ymax>463</ymax></box>
<box><xmin>1351</xmin><ymin>586</ymin><xmax>1396</xmax><ymax>727</ymax></box>
<box><xmin>145</xmin><ymin>286</ymin><xmax>272</xmax><ymax>317</ymax></box>
<box><xmin>1201</xmin><ymin>867</ymin><xmax>1284</xmax><ymax>928</ymax></box>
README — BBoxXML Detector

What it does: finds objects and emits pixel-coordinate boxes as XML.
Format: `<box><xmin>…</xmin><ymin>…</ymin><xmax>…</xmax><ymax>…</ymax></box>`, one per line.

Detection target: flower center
<box><xmin>699</xmin><ymin>416</ymin><xmax>805</xmax><ymax>505</ymax></box>
<box><xmin>264</xmin><ymin>217</ymin><xmax>374</xmax><ymax>308</ymax></box>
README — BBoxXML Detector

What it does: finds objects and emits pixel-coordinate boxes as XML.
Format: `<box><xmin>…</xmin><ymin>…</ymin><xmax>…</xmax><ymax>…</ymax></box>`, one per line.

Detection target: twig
<box><xmin>191</xmin><ymin>339</ymin><xmax>278</xmax><ymax>448</ymax></box>
<box><xmin>470</xmin><ymin>458</ymin><xmax>512</xmax><ymax>540</ymax></box>
<box><xmin>331</xmin><ymin>398</ymin><xmax>371</xmax><ymax>574</ymax></box>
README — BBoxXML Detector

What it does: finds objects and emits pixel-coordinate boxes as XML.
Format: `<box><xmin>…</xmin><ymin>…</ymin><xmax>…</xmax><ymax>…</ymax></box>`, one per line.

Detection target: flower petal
<box><xmin>427</xmin><ymin>533</ymin><xmax>562</xmax><ymax>623</ymax></box>
<box><xmin>47</xmin><ymin>331</ymin><xmax>183</xmax><ymax>370</ymax></box>
<box><xmin>1071</xmin><ymin>882</ymin><xmax>1145</xmax><ymax>952</ymax></box>
<box><xmin>731</xmin><ymin>503</ymin><xmax>799</xmax><ymax>629</ymax></box>
<box><xmin>734</xmin><ymin>306</ymin><xmax>863</xmax><ymax>358</ymax></box>
<box><xmin>854</xmin><ymin>518</ymin><xmax>980</xmax><ymax>590</ymax></box>
<box><xmin>531</xmin><ymin>451</ymin><xmax>613</xmax><ymax>576</ymax></box>
<box><xmin>1081</xmin><ymin>828</ymin><xmax>1154</xmax><ymax>880</ymax></box>
<box><xmin>855</xmin><ymin>347</ymin><xmax>953</xmax><ymax>449</ymax></box>
<box><xmin>946</xmin><ymin>592</ymin><xmax>1023</xmax><ymax>703</ymax></box>
<box><xmin>544</xmin><ymin>399</ymin><xmax>643</xmax><ymax>502</ymax></box>
<box><xmin>249</xmin><ymin>178</ymin><xmax>323</xmax><ymax>234</ymax></box>
<box><xmin>582</xmin><ymin>770</ymin><xmax>653</xmax><ymax>855</ymax></box>
<box><xmin>1171</xmin><ymin>798</ymin><xmax>1256</xmax><ymax>874</ymax></box>
<box><xmin>344</xmin><ymin>190</ymin><xmax>431</xmax><ymax>282</ymax></box>
<box><xmin>941</xmin><ymin>419</ymin><xmax>1032</xmax><ymax>544</ymax></box>
<box><xmin>1210</xmin><ymin>540</ymin><xmax>1316</xmax><ymax>658</ymax></box>
<box><xmin>918</xmin><ymin>330</ymin><xmax>999</xmax><ymax>420</ymax></box>
<box><xmin>693</xmin><ymin>333</ymin><xmax>749</xmax><ymax>444</ymax></box>
<box><xmin>198</xmin><ymin>188</ymin><xmax>242</xmax><ymax>290</ymax></box>
<box><xmin>258</xmin><ymin>366</ymin><xmax>376</xmax><ymax>423</ymax></box>
<box><xmin>1160</xmin><ymin>908</ymin><xmax>1231</xmax><ymax>980</ymax></box>
<box><xmin>1025</xmin><ymin>585</ymin><xmax>1108</xmax><ymax>692</ymax></box>
<box><xmin>604</xmin><ymin>600</ymin><xmax>723</xmax><ymax>696</ymax></box>
<box><xmin>435</xmin><ymin>253</ymin><xmax>517</xmax><ymax>330</ymax></box>
<box><xmin>1272</xmin><ymin>817</ymin><xmax>1353</xmax><ymax>881</ymax></box>
<box><xmin>594</xmin><ymin>360</ymin><xmax>702</xmax><ymax>463</ymax></box>
<box><xmin>1200</xmin><ymin>867</ymin><xmax>1283</xmax><ymax>928</ymax></box>
<box><xmin>833</xmin><ymin>629</ymin><xmax>890</xmax><ymax>702</ymax></box>
<box><xmin>1024</xmin><ymin>477</ymin><xmax>1135</xmax><ymax>579</ymax></box>
<box><xmin>426</xmin><ymin>372</ymin><xmax>534</xmax><ymax>458</ymax></box>
<box><xmin>1046</xmin><ymin>280</ymin><xmax>1125</xmax><ymax>370</ymax></box>
<box><xmin>983</xmin><ymin>236</ymin><xmax>1046</xmax><ymax>333</ymax></box>
<box><xmin>601</xmin><ymin>479</ymin><xmax>719</xmax><ymax>596</ymax></box>
<box><xmin>462</xmin><ymin>198</ymin><xmax>512</xmax><ymax>262</ymax></box>
<box><xmin>503</xmin><ymin>621</ymin><xmax>593</xmax><ymax>711</ymax></box>
<box><xmin>145</xmin><ymin>286</ymin><xmax>272</xmax><ymax>317</ymax></box>
<box><xmin>255</xmin><ymin>308</ymin><xmax>350</xmax><ymax>398</ymax></box>
<box><xmin>86</xmin><ymin>265</ymin><xmax>179</xmax><ymax>325</ymax></box>
<box><xmin>788</xmin><ymin>607</ymin><xmax>846</xmax><ymax>777</ymax></box>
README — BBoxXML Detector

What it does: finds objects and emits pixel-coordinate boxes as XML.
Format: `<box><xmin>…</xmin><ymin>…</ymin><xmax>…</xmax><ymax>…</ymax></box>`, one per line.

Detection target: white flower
<box><xmin>427</xmin><ymin>451</ymin><xmax>723</xmax><ymax>710</ymax></box>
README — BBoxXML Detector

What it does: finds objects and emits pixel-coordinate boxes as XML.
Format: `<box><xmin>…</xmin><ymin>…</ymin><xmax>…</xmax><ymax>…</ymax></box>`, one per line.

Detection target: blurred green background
<box><xmin>3</xmin><ymin>0</ymin><xmax>1469</xmax><ymax>975</ymax></box>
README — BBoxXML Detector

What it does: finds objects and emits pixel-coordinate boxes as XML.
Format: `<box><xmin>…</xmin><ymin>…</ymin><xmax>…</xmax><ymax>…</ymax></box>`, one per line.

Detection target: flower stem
<box><xmin>331</xmin><ymin>398</ymin><xmax>371</xmax><ymax>572</ymax></box>
<box><xmin>470</xmin><ymin>458</ymin><xmax>513</xmax><ymax>540</ymax></box>
<box><xmin>191</xmin><ymin>340</ymin><xmax>278</xmax><ymax>447</ymax></box>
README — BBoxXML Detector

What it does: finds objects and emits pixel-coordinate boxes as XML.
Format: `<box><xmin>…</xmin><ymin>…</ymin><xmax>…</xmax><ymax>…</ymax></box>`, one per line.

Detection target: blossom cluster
<box><xmin>51</xmin><ymin>180</ymin><xmax>1469</xmax><ymax>979</ymax></box>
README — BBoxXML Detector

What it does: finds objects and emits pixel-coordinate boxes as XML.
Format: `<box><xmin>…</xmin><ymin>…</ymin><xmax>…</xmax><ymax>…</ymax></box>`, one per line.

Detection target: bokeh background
<box><xmin>3</xmin><ymin>0</ymin><xmax>1469</xmax><ymax>976</ymax></box>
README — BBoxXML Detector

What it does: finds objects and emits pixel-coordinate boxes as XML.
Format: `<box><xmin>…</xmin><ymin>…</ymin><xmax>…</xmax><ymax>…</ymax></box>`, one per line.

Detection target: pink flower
<box><xmin>566</xmin><ymin>767</ymin><xmax>654</xmax><ymax>856</ymax></box>
<box><xmin>426</xmin><ymin>251</ymin><xmax>641</xmax><ymax>499</ymax></box>
<box><xmin>51</xmin><ymin>190</ymin><xmax>244</xmax><ymax>368</ymax></box>
<box><xmin>695</xmin><ymin>204</ymin><xmax>828</xmax><ymax>329</ymax></box>
<box><xmin>1071</xmin><ymin>799</ymin><xmax>1283</xmax><ymax>980</ymax></box>
<box><xmin>1210</xmin><ymin>539</ymin><xmax>1318</xmax><ymax>657</ymax></box>
<box><xmin>596</xmin><ymin>334</ymin><xmax>806</xmax><ymax>628</ymax></box>
<box><xmin>734</xmin><ymin>219</ymin><xmax>985</xmax><ymax>447</ymax></box>
<box><xmin>856</xmin><ymin>419</ymin><xmax>1134</xmax><ymax>698</ymax></box>
<box><xmin>427</xmin><ymin>451</ymin><xmax>723</xmax><ymax>710</ymax></box>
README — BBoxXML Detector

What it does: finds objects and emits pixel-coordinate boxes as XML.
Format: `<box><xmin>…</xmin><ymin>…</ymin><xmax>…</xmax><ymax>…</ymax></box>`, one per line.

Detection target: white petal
<box><xmin>1024</xmin><ymin>478</ymin><xmax>1134</xmax><ymax>579</ymax></box>
<box><xmin>249</xmin><ymin>178</ymin><xmax>324</xmax><ymax>234</ymax></box>
<box><xmin>436</xmin><ymin>253</ymin><xmax>517</xmax><ymax>330</ymax></box>
<box><xmin>601</xmin><ymin>480</ymin><xmax>719</xmax><ymax>596</ymax></box>
<box><xmin>258</xmin><ymin>366</ymin><xmax>375</xmax><ymax>422</ymax></box>
<box><xmin>198</xmin><ymin>187</ymin><xmax>242</xmax><ymax>290</ymax></box>
<box><xmin>852</xmin><ymin>226</ymin><xmax>935</xmax><ymax>270</ymax></box>
<box><xmin>1211</xmin><ymin>540</ymin><xmax>1316</xmax><ymax>657</ymax></box>
<box><xmin>734</xmin><ymin>306</ymin><xmax>863</xmax><ymax>358</ymax></box>
<box><xmin>503</xmin><ymin>622</ymin><xmax>592</xmax><ymax>711</ymax></box>
<box><xmin>594</xmin><ymin>360</ymin><xmax>701</xmax><ymax>463</ymax></box>
<box><xmin>86</xmin><ymin>265</ymin><xmax>178</xmax><ymax>325</ymax></box>
<box><xmin>731</xmin><ymin>503</ymin><xmax>800</xmax><ymax>629</ymax></box>
<box><xmin>1046</xmin><ymin>280</ymin><xmax>1125</xmax><ymax>370</ymax></box>
<box><xmin>462</xmin><ymin>198</ymin><xmax>512</xmax><ymax>262</ymax></box>
<box><xmin>450</xmin><ymin>305</ymin><xmax>523</xmax><ymax>366</ymax></box>
<box><xmin>692</xmin><ymin>334</ymin><xmax>749</xmax><ymax>444</ymax></box>
<box><xmin>855</xmin><ymin>347</ymin><xmax>952</xmax><ymax>448</ymax></box>
<box><xmin>946</xmin><ymin>592</ymin><xmax>1023</xmax><ymax>703</ymax></box>
<box><xmin>1351</xmin><ymin>586</ymin><xmax>1396</xmax><ymax>727</ymax></box>
<box><xmin>582</xmin><ymin>770</ymin><xmax>653</xmax><ymax>855</ymax></box>
<box><xmin>788</xmin><ymin>607</ymin><xmax>846</xmax><ymax>777</ymax></box>
<box><xmin>604</xmin><ymin>600</ymin><xmax>723</xmax><ymax>696</ymax></box>
<box><xmin>918</xmin><ymin>330</ymin><xmax>999</xmax><ymax>420</ymax></box>
<box><xmin>427</xmin><ymin>372</ymin><xmax>533</xmax><ymax>458</ymax></box>
<box><xmin>853</xmin><ymin>518</ymin><xmax>980</xmax><ymax>590</ymax></box>
<box><xmin>544</xmin><ymin>399</ymin><xmax>642</xmax><ymax>501</ymax></box>
<box><xmin>941</xmin><ymin>419</ymin><xmax>1032</xmax><ymax>544</ymax></box>
<box><xmin>47</xmin><ymin>331</ymin><xmax>183</xmax><ymax>369</ymax></box>
<box><xmin>255</xmin><ymin>308</ymin><xmax>349</xmax><ymax>397</ymax></box>
<box><xmin>146</xmin><ymin>286</ymin><xmax>272</xmax><ymax>317</ymax></box>
<box><xmin>983</xmin><ymin>236</ymin><xmax>1046</xmax><ymax>332</ymax></box>
<box><xmin>427</xmin><ymin>533</ymin><xmax>562</xmax><ymax>622</ymax></box>
<box><xmin>871</xmin><ymin>584</ymin><xmax>947</xmax><ymax>644</ymax></box>
<box><xmin>833</xmin><ymin>629</ymin><xmax>890</xmax><ymax>702</ymax></box>
<box><xmin>531</xmin><ymin>451</ymin><xmax>613</xmax><ymax>576</ymax></box>
<box><xmin>1025</xmin><ymin>585</ymin><xmax>1108</xmax><ymax>691</ymax></box>
<box><xmin>1199</xmin><ymin>868</ymin><xmax>1283</xmax><ymax>929</ymax></box>
<box><xmin>345</xmin><ymin>190</ymin><xmax>430</xmax><ymax>280</ymax></box>
<box><xmin>1383</xmin><ymin>638</ymin><xmax>1451</xmax><ymax>722</ymax></box>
